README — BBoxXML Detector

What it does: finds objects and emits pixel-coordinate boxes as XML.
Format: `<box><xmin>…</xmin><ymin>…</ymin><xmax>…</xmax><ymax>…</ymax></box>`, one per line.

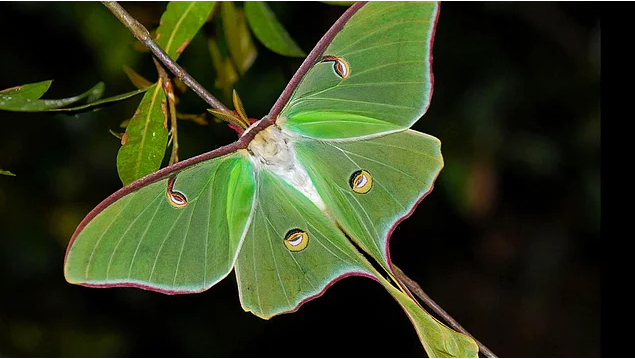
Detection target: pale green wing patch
<box><xmin>65</xmin><ymin>153</ymin><xmax>255</xmax><ymax>293</ymax></box>
<box><xmin>280</xmin><ymin>111</ymin><xmax>400</xmax><ymax>140</ymax></box>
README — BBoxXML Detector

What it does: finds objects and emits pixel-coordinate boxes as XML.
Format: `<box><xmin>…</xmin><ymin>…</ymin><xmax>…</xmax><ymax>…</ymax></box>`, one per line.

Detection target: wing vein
<box><xmin>106</xmin><ymin>192</ymin><xmax>163</xmax><ymax>280</ymax></box>
<box><xmin>85</xmin><ymin>193</ymin><xmax>136</xmax><ymax>279</ymax></box>
<box><xmin>264</xmin><ymin>216</ymin><xmax>292</xmax><ymax>307</ymax></box>
<box><xmin>127</xmin><ymin>198</ymin><xmax>164</xmax><ymax>280</ymax></box>
<box><xmin>172</xmin><ymin>201</ymin><xmax>197</xmax><ymax>289</ymax></box>
<box><xmin>336</xmin><ymin>20</ymin><xmax>431</xmax><ymax>54</ymax></box>
<box><xmin>148</xmin><ymin>209</ymin><xmax>187</xmax><ymax>282</ymax></box>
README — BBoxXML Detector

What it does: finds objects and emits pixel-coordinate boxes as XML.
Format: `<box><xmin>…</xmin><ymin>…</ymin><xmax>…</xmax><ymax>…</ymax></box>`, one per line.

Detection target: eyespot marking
<box><xmin>283</xmin><ymin>229</ymin><xmax>309</xmax><ymax>252</ymax></box>
<box><xmin>166</xmin><ymin>176</ymin><xmax>188</xmax><ymax>208</ymax></box>
<box><xmin>350</xmin><ymin>169</ymin><xmax>372</xmax><ymax>194</ymax></box>
<box><xmin>322</xmin><ymin>55</ymin><xmax>350</xmax><ymax>79</ymax></box>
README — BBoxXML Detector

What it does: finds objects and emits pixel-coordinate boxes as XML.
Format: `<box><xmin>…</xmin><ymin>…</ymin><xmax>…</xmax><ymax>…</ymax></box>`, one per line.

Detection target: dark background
<box><xmin>0</xmin><ymin>2</ymin><xmax>600</xmax><ymax>357</ymax></box>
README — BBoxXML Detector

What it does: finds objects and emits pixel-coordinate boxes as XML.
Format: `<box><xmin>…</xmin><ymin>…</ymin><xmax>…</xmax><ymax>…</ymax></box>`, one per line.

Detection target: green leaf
<box><xmin>0</xmin><ymin>81</ymin><xmax>105</xmax><ymax>112</ymax></box>
<box><xmin>0</xmin><ymin>80</ymin><xmax>52</xmax><ymax>99</ymax></box>
<box><xmin>244</xmin><ymin>1</ymin><xmax>305</xmax><ymax>58</ymax></box>
<box><xmin>221</xmin><ymin>1</ymin><xmax>257</xmax><ymax>74</ymax></box>
<box><xmin>155</xmin><ymin>1</ymin><xmax>216</xmax><ymax>61</ymax></box>
<box><xmin>49</xmin><ymin>87</ymin><xmax>150</xmax><ymax>113</ymax></box>
<box><xmin>116</xmin><ymin>83</ymin><xmax>168</xmax><ymax>185</ymax></box>
<box><xmin>0</xmin><ymin>169</ymin><xmax>16</xmax><ymax>176</ymax></box>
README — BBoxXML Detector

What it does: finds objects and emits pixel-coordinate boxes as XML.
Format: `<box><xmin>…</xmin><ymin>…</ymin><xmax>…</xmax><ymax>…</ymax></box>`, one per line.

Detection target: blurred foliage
<box><xmin>0</xmin><ymin>1</ymin><xmax>599</xmax><ymax>357</ymax></box>
<box><xmin>0</xmin><ymin>80</ymin><xmax>104</xmax><ymax>112</ymax></box>
<box><xmin>221</xmin><ymin>1</ymin><xmax>258</xmax><ymax>76</ymax></box>
<box><xmin>0</xmin><ymin>80</ymin><xmax>150</xmax><ymax>113</ymax></box>
<box><xmin>244</xmin><ymin>1</ymin><xmax>306</xmax><ymax>58</ymax></box>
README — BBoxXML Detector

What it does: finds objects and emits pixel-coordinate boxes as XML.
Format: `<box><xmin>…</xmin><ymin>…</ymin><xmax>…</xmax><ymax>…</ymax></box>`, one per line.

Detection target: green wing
<box><xmin>232</xmin><ymin>165</ymin><xmax>476</xmax><ymax>357</ymax></box>
<box><xmin>234</xmin><ymin>169</ymin><xmax>373</xmax><ymax>319</ymax></box>
<box><xmin>293</xmin><ymin>129</ymin><xmax>443</xmax><ymax>274</ymax></box>
<box><xmin>64</xmin><ymin>152</ymin><xmax>255</xmax><ymax>293</ymax></box>
<box><xmin>278</xmin><ymin>2</ymin><xmax>438</xmax><ymax>140</ymax></box>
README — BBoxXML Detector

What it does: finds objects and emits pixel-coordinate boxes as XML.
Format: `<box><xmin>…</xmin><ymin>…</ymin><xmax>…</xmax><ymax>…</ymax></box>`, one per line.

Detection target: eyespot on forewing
<box><xmin>322</xmin><ymin>55</ymin><xmax>350</xmax><ymax>79</ymax></box>
<box><xmin>349</xmin><ymin>169</ymin><xmax>372</xmax><ymax>194</ymax></box>
<box><xmin>166</xmin><ymin>176</ymin><xmax>188</xmax><ymax>208</ymax></box>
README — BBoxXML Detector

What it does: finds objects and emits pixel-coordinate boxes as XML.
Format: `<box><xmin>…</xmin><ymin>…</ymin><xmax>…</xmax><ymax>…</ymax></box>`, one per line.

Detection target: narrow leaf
<box><xmin>108</xmin><ymin>129</ymin><xmax>123</xmax><ymax>140</ymax></box>
<box><xmin>50</xmin><ymin>87</ymin><xmax>150</xmax><ymax>113</ymax></box>
<box><xmin>0</xmin><ymin>169</ymin><xmax>16</xmax><ymax>176</ymax></box>
<box><xmin>244</xmin><ymin>1</ymin><xmax>305</xmax><ymax>57</ymax></box>
<box><xmin>232</xmin><ymin>89</ymin><xmax>249</xmax><ymax>121</ymax></box>
<box><xmin>221</xmin><ymin>1</ymin><xmax>257</xmax><ymax>74</ymax></box>
<box><xmin>155</xmin><ymin>1</ymin><xmax>216</xmax><ymax>60</ymax></box>
<box><xmin>0</xmin><ymin>80</ymin><xmax>52</xmax><ymax>99</ymax></box>
<box><xmin>0</xmin><ymin>82</ymin><xmax>105</xmax><ymax>112</ymax></box>
<box><xmin>123</xmin><ymin>65</ymin><xmax>154</xmax><ymax>89</ymax></box>
<box><xmin>116</xmin><ymin>83</ymin><xmax>169</xmax><ymax>185</ymax></box>
<box><xmin>207</xmin><ymin>108</ymin><xmax>245</xmax><ymax>128</ymax></box>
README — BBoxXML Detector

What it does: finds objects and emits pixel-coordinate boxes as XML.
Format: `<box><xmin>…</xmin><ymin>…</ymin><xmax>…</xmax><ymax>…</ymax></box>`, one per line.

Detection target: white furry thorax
<box><xmin>246</xmin><ymin>122</ymin><xmax>326</xmax><ymax>211</ymax></box>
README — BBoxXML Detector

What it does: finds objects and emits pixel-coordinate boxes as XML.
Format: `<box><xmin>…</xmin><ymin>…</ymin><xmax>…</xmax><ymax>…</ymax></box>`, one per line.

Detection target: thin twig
<box><xmin>393</xmin><ymin>266</ymin><xmax>498</xmax><ymax>358</ymax></box>
<box><xmin>168</xmin><ymin>99</ymin><xmax>179</xmax><ymax>165</ymax></box>
<box><xmin>101</xmin><ymin>1</ymin><xmax>229</xmax><ymax>113</ymax></box>
<box><xmin>154</xmin><ymin>58</ymin><xmax>180</xmax><ymax>165</ymax></box>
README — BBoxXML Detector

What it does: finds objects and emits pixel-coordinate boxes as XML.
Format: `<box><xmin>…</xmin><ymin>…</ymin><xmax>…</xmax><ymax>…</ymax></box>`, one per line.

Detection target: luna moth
<box><xmin>64</xmin><ymin>2</ymin><xmax>479</xmax><ymax>357</ymax></box>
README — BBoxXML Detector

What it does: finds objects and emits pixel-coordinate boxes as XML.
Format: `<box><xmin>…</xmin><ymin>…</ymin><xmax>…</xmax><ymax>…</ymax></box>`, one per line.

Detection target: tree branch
<box><xmin>101</xmin><ymin>1</ymin><xmax>229</xmax><ymax>112</ymax></box>
<box><xmin>393</xmin><ymin>266</ymin><xmax>498</xmax><ymax>358</ymax></box>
